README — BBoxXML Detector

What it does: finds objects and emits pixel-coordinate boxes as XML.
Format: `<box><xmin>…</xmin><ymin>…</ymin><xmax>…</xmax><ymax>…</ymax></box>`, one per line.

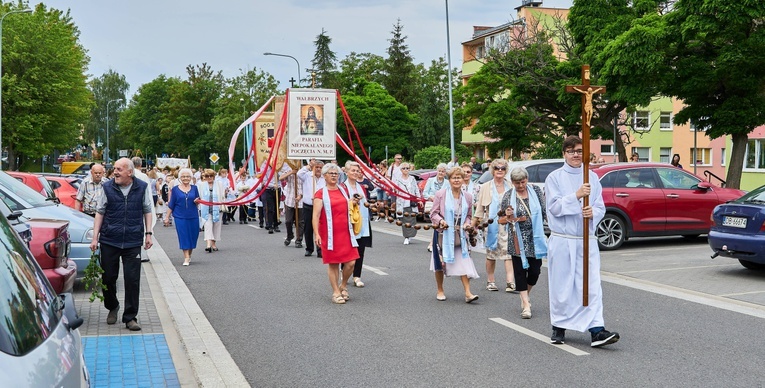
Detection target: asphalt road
<box><xmin>153</xmin><ymin>219</ymin><xmax>765</xmax><ymax>387</ymax></box>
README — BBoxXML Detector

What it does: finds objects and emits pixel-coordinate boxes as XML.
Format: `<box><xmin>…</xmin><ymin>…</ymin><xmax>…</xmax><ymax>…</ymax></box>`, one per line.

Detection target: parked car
<box><xmin>0</xmin><ymin>171</ymin><xmax>94</xmax><ymax>278</ymax></box>
<box><xmin>6</xmin><ymin>170</ymin><xmax>59</xmax><ymax>204</ymax></box>
<box><xmin>0</xmin><ymin>210</ymin><xmax>89</xmax><ymax>387</ymax></box>
<box><xmin>593</xmin><ymin>163</ymin><xmax>746</xmax><ymax>250</ymax></box>
<box><xmin>476</xmin><ymin>159</ymin><xmax>565</xmax><ymax>188</ymax></box>
<box><xmin>43</xmin><ymin>175</ymin><xmax>81</xmax><ymax>208</ymax></box>
<box><xmin>56</xmin><ymin>153</ymin><xmax>75</xmax><ymax>164</ymax></box>
<box><xmin>708</xmin><ymin>184</ymin><xmax>765</xmax><ymax>270</ymax></box>
<box><xmin>27</xmin><ymin>218</ymin><xmax>76</xmax><ymax>293</ymax></box>
<box><xmin>0</xmin><ymin>196</ymin><xmax>32</xmax><ymax>247</ymax></box>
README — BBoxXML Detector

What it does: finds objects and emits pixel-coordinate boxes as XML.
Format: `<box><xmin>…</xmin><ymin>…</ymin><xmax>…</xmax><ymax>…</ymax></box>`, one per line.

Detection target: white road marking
<box><xmin>489</xmin><ymin>318</ymin><xmax>590</xmax><ymax>356</ymax></box>
<box><xmin>618</xmin><ymin>245</ymin><xmax>709</xmax><ymax>256</ymax></box>
<box><xmin>247</xmin><ymin>224</ymin><xmax>263</xmax><ymax>230</ymax></box>
<box><xmin>619</xmin><ymin>263</ymin><xmax>737</xmax><ymax>274</ymax></box>
<box><xmin>362</xmin><ymin>265</ymin><xmax>389</xmax><ymax>276</ymax></box>
<box><xmin>718</xmin><ymin>290</ymin><xmax>765</xmax><ymax>297</ymax></box>
<box><xmin>602</xmin><ymin>273</ymin><xmax>765</xmax><ymax>319</ymax></box>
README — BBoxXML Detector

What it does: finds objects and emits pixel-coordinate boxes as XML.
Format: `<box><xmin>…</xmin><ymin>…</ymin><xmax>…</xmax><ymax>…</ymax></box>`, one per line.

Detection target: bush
<box><xmin>413</xmin><ymin>145</ymin><xmax>473</xmax><ymax>169</ymax></box>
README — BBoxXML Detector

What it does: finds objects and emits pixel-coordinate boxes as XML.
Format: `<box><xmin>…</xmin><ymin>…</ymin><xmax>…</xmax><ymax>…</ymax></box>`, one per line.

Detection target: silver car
<box><xmin>0</xmin><ymin>210</ymin><xmax>90</xmax><ymax>386</ymax></box>
<box><xmin>0</xmin><ymin>171</ymin><xmax>93</xmax><ymax>278</ymax></box>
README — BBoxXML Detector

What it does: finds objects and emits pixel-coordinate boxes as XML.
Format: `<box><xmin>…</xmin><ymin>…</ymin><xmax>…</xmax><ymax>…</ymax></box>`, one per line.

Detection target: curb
<box><xmin>147</xmin><ymin>239</ymin><xmax>250</xmax><ymax>387</ymax></box>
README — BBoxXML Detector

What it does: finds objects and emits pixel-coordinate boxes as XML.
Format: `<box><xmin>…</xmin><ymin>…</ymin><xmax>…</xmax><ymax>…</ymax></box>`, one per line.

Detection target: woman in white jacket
<box><xmin>198</xmin><ymin>169</ymin><xmax>226</xmax><ymax>252</ymax></box>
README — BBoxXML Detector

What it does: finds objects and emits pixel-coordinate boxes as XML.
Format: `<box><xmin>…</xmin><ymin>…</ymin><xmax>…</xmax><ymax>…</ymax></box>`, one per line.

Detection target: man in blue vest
<box><xmin>90</xmin><ymin>158</ymin><xmax>154</xmax><ymax>331</ymax></box>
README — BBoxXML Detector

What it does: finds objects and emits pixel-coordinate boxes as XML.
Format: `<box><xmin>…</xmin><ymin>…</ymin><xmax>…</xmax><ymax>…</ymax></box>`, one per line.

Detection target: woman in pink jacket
<box><xmin>429</xmin><ymin>167</ymin><xmax>479</xmax><ymax>303</ymax></box>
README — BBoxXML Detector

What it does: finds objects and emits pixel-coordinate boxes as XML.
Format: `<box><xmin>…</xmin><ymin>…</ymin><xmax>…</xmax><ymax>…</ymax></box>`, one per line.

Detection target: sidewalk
<box><xmin>73</xmin><ymin>239</ymin><xmax>249</xmax><ymax>387</ymax></box>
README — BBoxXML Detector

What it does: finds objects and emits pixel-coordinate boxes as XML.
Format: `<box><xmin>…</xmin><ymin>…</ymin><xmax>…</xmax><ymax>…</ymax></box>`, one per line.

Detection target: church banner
<box><xmin>287</xmin><ymin>89</ymin><xmax>336</xmax><ymax>159</ymax></box>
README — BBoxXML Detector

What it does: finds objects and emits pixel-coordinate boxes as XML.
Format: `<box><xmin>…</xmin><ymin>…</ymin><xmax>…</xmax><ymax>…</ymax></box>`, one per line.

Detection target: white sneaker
<box><xmin>403</xmin><ymin>238</ymin><xmax>410</xmax><ymax>245</ymax></box>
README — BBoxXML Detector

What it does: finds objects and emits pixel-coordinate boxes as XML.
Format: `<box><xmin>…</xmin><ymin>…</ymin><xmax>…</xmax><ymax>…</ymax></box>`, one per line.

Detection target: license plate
<box><xmin>722</xmin><ymin>216</ymin><xmax>747</xmax><ymax>228</ymax></box>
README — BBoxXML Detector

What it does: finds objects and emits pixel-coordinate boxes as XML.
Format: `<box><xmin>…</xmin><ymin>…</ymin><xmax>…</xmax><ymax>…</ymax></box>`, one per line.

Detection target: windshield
<box><xmin>0</xmin><ymin>172</ymin><xmax>52</xmax><ymax>209</ymax></box>
<box><xmin>736</xmin><ymin>185</ymin><xmax>765</xmax><ymax>203</ymax></box>
<box><xmin>0</xmin><ymin>213</ymin><xmax>58</xmax><ymax>356</ymax></box>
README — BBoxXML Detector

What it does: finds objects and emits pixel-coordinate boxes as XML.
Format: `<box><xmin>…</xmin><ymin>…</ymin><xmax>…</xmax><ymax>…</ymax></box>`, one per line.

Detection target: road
<box><xmin>153</xmin><ymin>219</ymin><xmax>765</xmax><ymax>387</ymax></box>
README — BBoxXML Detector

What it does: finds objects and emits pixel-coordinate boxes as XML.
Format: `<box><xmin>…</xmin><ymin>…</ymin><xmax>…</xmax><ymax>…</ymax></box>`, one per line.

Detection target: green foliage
<box><xmin>383</xmin><ymin>19</ymin><xmax>419</xmax><ymax>111</ymax></box>
<box><xmin>336</xmin><ymin>52</ymin><xmax>385</xmax><ymax>94</ymax></box>
<box><xmin>412</xmin><ymin>58</ymin><xmax>459</xmax><ymax>150</ymax></box>
<box><xmin>338</xmin><ymin>81</ymin><xmax>417</xmax><ymax>162</ymax></box>
<box><xmin>311</xmin><ymin>29</ymin><xmax>338</xmax><ymax>89</ymax></box>
<box><xmin>413</xmin><ymin>146</ymin><xmax>452</xmax><ymax>169</ymax></box>
<box><xmin>2</xmin><ymin>2</ymin><xmax>91</xmax><ymax>170</ymax></box>
<box><xmin>86</xmin><ymin>69</ymin><xmax>129</xmax><ymax>159</ymax></box>
<box><xmin>83</xmin><ymin>250</ymin><xmax>106</xmax><ymax>303</ymax></box>
<box><xmin>120</xmin><ymin>75</ymin><xmax>181</xmax><ymax>159</ymax></box>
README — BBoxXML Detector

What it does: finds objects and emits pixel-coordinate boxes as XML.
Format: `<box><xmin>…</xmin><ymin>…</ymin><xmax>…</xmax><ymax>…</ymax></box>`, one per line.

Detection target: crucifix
<box><xmin>288</xmin><ymin>77</ymin><xmax>296</xmax><ymax>87</ymax></box>
<box><xmin>500</xmin><ymin>208</ymin><xmax>527</xmax><ymax>254</ymax></box>
<box><xmin>565</xmin><ymin>64</ymin><xmax>605</xmax><ymax>306</ymax></box>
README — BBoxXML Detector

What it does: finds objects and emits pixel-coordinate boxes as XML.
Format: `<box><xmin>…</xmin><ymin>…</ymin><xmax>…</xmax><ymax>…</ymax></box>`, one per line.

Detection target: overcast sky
<box><xmin>39</xmin><ymin>0</ymin><xmax>573</xmax><ymax>96</ymax></box>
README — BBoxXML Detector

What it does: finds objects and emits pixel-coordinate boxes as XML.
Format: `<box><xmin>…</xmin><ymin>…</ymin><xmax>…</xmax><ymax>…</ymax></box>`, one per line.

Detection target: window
<box><xmin>632</xmin><ymin>147</ymin><xmax>650</xmax><ymax>162</ymax></box>
<box><xmin>476</xmin><ymin>45</ymin><xmax>484</xmax><ymax>59</ymax></box>
<box><xmin>660</xmin><ymin>112</ymin><xmax>672</xmax><ymax>130</ymax></box>
<box><xmin>745</xmin><ymin>139</ymin><xmax>765</xmax><ymax>170</ymax></box>
<box><xmin>657</xmin><ymin>167</ymin><xmax>701</xmax><ymax>190</ymax></box>
<box><xmin>659</xmin><ymin>148</ymin><xmax>672</xmax><ymax>163</ymax></box>
<box><xmin>689</xmin><ymin>148</ymin><xmax>712</xmax><ymax>166</ymax></box>
<box><xmin>632</xmin><ymin>111</ymin><xmax>650</xmax><ymax>132</ymax></box>
<box><xmin>721</xmin><ymin>148</ymin><xmax>726</xmax><ymax>167</ymax></box>
<box><xmin>600</xmin><ymin>144</ymin><xmax>614</xmax><ymax>155</ymax></box>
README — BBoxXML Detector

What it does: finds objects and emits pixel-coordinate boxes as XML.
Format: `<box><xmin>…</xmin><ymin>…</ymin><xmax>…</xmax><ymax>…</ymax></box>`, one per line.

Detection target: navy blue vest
<box><xmin>100</xmin><ymin>179</ymin><xmax>148</xmax><ymax>249</ymax></box>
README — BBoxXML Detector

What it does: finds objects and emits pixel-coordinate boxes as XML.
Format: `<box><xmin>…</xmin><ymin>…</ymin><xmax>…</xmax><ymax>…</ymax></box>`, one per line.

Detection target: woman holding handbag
<box><xmin>430</xmin><ymin>167</ymin><xmax>479</xmax><ymax>303</ymax></box>
<box><xmin>312</xmin><ymin>163</ymin><xmax>361</xmax><ymax>304</ymax></box>
<box><xmin>198</xmin><ymin>169</ymin><xmax>225</xmax><ymax>252</ymax></box>
<box><xmin>342</xmin><ymin>161</ymin><xmax>373</xmax><ymax>288</ymax></box>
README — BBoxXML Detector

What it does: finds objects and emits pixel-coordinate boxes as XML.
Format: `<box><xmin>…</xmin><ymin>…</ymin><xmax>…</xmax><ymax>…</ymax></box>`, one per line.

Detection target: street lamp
<box><xmin>263</xmin><ymin>52</ymin><xmax>301</xmax><ymax>87</ymax></box>
<box><xmin>105</xmin><ymin>98</ymin><xmax>123</xmax><ymax>164</ymax></box>
<box><xmin>444</xmin><ymin>0</ymin><xmax>456</xmax><ymax>161</ymax></box>
<box><xmin>0</xmin><ymin>8</ymin><xmax>32</xmax><ymax>170</ymax></box>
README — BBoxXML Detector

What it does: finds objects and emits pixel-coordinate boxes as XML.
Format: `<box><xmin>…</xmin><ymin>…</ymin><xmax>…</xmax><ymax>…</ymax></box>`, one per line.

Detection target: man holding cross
<box><xmin>545</xmin><ymin>135</ymin><xmax>620</xmax><ymax>348</ymax></box>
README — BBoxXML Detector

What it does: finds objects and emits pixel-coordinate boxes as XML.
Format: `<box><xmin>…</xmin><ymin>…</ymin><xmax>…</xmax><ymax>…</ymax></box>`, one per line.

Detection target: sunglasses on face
<box><xmin>494</xmin><ymin>166</ymin><xmax>507</xmax><ymax>171</ymax></box>
<box><xmin>401</xmin><ymin>167</ymin><xmax>410</xmax><ymax>170</ymax></box>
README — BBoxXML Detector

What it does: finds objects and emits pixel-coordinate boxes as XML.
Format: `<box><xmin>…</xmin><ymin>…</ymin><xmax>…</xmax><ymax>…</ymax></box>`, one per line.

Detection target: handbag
<box><xmin>349</xmin><ymin>201</ymin><xmax>362</xmax><ymax>235</ymax></box>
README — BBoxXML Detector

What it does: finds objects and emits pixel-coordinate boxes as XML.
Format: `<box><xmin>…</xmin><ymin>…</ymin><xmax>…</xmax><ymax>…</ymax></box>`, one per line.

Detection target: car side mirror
<box><xmin>696</xmin><ymin>181</ymin><xmax>712</xmax><ymax>191</ymax></box>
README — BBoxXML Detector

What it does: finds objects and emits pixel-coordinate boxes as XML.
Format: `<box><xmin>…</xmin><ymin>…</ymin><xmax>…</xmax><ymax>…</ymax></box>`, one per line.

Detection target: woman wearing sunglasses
<box><xmin>473</xmin><ymin>159</ymin><xmax>517</xmax><ymax>293</ymax></box>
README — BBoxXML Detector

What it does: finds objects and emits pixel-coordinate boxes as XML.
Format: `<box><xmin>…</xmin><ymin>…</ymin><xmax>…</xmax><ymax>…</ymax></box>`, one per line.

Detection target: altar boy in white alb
<box><xmin>544</xmin><ymin>136</ymin><xmax>620</xmax><ymax>348</ymax></box>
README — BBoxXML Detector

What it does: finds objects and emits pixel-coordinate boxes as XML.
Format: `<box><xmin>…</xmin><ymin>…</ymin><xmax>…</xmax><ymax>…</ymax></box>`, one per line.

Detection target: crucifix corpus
<box><xmin>565</xmin><ymin>64</ymin><xmax>605</xmax><ymax>306</ymax></box>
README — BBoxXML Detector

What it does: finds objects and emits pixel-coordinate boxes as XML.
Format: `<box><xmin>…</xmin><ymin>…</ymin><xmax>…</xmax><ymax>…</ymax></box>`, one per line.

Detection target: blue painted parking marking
<box><xmin>83</xmin><ymin>334</ymin><xmax>180</xmax><ymax>388</ymax></box>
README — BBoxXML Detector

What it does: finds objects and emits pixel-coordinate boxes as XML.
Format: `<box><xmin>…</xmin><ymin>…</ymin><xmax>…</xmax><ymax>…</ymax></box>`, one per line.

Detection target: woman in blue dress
<box><xmin>164</xmin><ymin>168</ymin><xmax>200</xmax><ymax>266</ymax></box>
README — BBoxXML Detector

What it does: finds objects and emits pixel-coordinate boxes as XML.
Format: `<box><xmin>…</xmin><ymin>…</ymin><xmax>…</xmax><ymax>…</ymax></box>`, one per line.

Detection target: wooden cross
<box><xmin>565</xmin><ymin>64</ymin><xmax>605</xmax><ymax>307</ymax></box>
<box><xmin>288</xmin><ymin>77</ymin><xmax>296</xmax><ymax>87</ymax></box>
<box><xmin>506</xmin><ymin>215</ymin><xmax>528</xmax><ymax>254</ymax></box>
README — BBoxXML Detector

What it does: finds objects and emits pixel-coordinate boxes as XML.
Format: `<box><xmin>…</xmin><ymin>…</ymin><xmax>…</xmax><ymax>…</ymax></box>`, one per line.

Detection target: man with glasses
<box><xmin>75</xmin><ymin>163</ymin><xmax>105</xmax><ymax>217</ymax></box>
<box><xmin>544</xmin><ymin>136</ymin><xmax>620</xmax><ymax>348</ymax></box>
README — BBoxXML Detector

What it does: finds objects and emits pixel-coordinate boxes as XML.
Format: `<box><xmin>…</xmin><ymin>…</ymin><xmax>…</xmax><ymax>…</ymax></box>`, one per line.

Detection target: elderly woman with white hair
<box><xmin>499</xmin><ymin>166</ymin><xmax>547</xmax><ymax>319</ymax></box>
<box><xmin>473</xmin><ymin>159</ymin><xmax>516</xmax><ymax>293</ymax></box>
<box><xmin>312</xmin><ymin>163</ymin><xmax>361</xmax><ymax>304</ymax></box>
<box><xmin>395</xmin><ymin>162</ymin><xmax>420</xmax><ymax>245</ymax></box>
<box><xmin>423</xmin><ymin>163</ymin><xmax>448</xmax><ymax>252</ymax></box>
<box><xmin>165</xmin><ymin>167</ymin><xmax>201</xmax><ymax>266</ymax></box>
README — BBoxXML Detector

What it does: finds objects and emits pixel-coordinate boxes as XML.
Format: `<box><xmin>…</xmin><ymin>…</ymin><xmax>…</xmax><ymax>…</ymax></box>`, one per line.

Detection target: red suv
<box><xmin>27</xmin><ymin>218</ymin><xmax>76</xmax><ymax>293</ymax></box>
<box><xmin>592</xmin><ymin>163</ymin><xmax>745</xmax><ymax>250</ymax></box>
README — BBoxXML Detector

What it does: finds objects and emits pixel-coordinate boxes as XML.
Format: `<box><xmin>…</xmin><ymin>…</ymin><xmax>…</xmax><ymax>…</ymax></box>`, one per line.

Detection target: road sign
<box><xmin>209</xmin><ymin>153</ymin><xmax>220</xmax><ymax>164</ymax></box>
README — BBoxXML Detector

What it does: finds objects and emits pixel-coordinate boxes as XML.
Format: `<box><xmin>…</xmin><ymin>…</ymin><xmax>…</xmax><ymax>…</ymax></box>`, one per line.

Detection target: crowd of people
<box><xmin>79</xmin><ymin>141</ymin><xmax>619</xmax><ymax>348</ymax></box>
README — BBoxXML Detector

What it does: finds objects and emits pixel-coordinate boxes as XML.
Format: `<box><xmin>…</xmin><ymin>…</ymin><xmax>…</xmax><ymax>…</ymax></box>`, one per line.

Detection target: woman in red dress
<box><xmin>312</xmin><ymin>163</ymin><xmax>360</xmax><ymax>304</ymax></box>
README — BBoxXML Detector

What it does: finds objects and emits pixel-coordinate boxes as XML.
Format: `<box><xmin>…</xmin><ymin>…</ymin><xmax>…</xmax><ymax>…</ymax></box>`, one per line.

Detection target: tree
<box><xmin>119</xmin><ymin>75</ymin><xmax>181</xmax><ymax>159</ymax></box>
<box><xmin>2</xmin><ymin>2</ymin><xmax>91</xmax><ymax>170</ymax></box>
<box><xmin>412</xmin><ymin>58</ymin><xmax>460</xmax><ymax>150</ymax></box>
<box><xmin>336</xmin><ymin>52</ymin><xmax>385</xmax><ymax>94</ymax></box>
<box><xmin>310</xmin><ymin>28</ymin><xmax>338</xmax><ymax>89</ymax></box>
<box><xmin>210</xmin><ymin>67</ymin><xmax>281</xmax><ymax>167</ymax></box>
<box><xmin>382</xmin><ymin>19</ymin><xmax>418</xmax><ymax>111</ymax></box>
<box><xmin>338</xmin><ymin>81</ymin><xmax>417</xmax><ymax>162</ymax></box>
<box><xmin>580</xmin><ymin>0</ymin><xmax>765</xmax><ymax>188</ymax></box>
<box><xmin>86</xmin><ymin>69</ymin><xmax>129</xmax><ymax>159</ymax></box>
<box><xmin>158</xmin><ymin>63</ymin><xmax>224</xmax><ymax>166</ymax></box>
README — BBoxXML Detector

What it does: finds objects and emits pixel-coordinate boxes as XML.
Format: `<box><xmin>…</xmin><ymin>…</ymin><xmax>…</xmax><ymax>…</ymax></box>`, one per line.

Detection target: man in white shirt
<box><xmin>296</xmin><ymin>160</ymin><xmax>325</xmax><ymax>257</ymax></box>
<box><xmin>132</xmin><ymin>157</ymin><xmax>155</xmax><ymax>263</ymax></box>
<box><xmin>280</xmin><ymin>164</ymin><xmax>303</xmax><ymax>248</ymax></box>
<box><xmin>259</xmin><ymin>159</ymin><xmax>291</xmax><ymax>234</ymax></box>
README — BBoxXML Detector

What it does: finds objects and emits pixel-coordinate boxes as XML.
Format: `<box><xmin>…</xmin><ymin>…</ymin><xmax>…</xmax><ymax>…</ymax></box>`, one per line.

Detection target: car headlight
<box><xmin>85</xmin><ymin>228</ymin><xmax>94</xmax><ymax>241</ymax></box>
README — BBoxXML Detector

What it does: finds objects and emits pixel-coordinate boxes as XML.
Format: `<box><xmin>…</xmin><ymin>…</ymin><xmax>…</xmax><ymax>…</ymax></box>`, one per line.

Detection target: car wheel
<box><xmin>739</xmin><ymin>260</ymin><xmax>765</xmax><ymax>270</ymax></box>
<box><xmin>596</xmin><ymin>214</ymin><xmax>626</xmax><ymax>251</ymax></box>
